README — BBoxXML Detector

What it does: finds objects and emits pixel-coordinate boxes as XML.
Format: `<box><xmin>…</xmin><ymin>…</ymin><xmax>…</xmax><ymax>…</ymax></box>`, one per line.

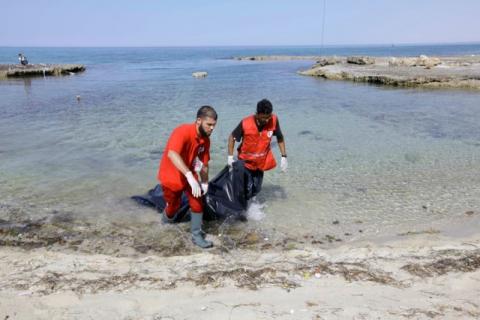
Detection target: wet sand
<box><xmin>1</xmin><ymin>209</ymin><xmax>480</xmax><ymax>319</ymax></box>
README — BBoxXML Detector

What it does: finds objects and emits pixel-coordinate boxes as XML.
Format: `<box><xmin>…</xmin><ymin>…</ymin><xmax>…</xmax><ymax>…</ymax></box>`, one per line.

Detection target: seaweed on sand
<box><xmin>401</xmin><ymin>249</ymin><xmax>480</xmax><ymax>277</ymax></box>
<box><xmin>192</xmin><ymin>267</ymin><xmax>299</xmax><ymax>290</ymax></box>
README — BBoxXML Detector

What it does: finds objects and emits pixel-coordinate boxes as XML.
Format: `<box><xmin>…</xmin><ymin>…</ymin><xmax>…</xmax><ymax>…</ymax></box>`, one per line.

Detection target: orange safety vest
<box><xmin>238</xmin><ymin>114</ymin><xmax>277</xmax><ymax>171</ymax></box>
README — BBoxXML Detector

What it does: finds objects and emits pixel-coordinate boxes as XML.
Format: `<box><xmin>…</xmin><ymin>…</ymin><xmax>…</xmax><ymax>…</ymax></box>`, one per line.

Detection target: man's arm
<box><xmin>278</xmin><ymin>140</ymin><xmax>287</xmax><ymax>157</ymax></box>
<box><xmin>229</xmin><ymin>121</ymin><xmax>243</xmax><ymax>156</ymax></box>
<box><xmin>168</xmin><ymin>150</ymin><xmax>202</xmax><ymax>197</ymax></box>
<box><xmin>199</xmin><ymin>165</ymin><xmax>209</xmax><ymax>183</ymax></box>
<box><xmin>228</xmin><ymin>134</ymin><xmax>236</xmax><ymax>156</ymax></box>
<box><xmin>275</xmin><ymin>118</ymin><xmax>288</xmax><ymax>172</ymax></box>
<box><xmin>167</xmin><ymin>150</ymin><xmax>190</xmax><ymax>175</ymax></box>
<box><xmin>227</xmin><ymin>121</ymin><xmax>243</xmax><ymax>166</ymax></box>
<box><xmin>274</xmin><ymin>118</ymin><xmax>286</xmax><ymax>156</ymax></box>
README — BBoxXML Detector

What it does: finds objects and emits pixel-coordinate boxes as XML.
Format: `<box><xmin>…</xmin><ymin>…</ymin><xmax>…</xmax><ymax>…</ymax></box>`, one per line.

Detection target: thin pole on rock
<box><xmin>321</xmin><ymin>0</ymin><xmax>327</xmax><ymax>51</ymax></box>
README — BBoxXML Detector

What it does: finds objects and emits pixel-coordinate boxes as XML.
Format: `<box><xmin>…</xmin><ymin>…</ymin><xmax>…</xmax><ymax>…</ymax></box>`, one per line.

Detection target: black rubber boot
<box><xmin>161</xmin><ymin>211</ymin><xmax>174</xmax><ymax>224</ymax></box>
<box><xmin>191</xmin><ymin>213</ymin><xmax>213</xmax><ymax>248</ymax></box>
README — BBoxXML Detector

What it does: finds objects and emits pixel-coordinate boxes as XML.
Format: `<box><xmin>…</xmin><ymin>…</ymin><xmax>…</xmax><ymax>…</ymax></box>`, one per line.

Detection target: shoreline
<box><xmin>1</xmin><ymin>230</ymin><xmax>479</xmax><ymax>319</ymax></box>
<box><xmin>1</xmin><ymin>202</ymin><xmax>479</xmax><ymax>257</ymax></box>
<box><xmin>1</xmin><ymin>211</ymin><xmax>480</xmax><ymax>318</ymax></box>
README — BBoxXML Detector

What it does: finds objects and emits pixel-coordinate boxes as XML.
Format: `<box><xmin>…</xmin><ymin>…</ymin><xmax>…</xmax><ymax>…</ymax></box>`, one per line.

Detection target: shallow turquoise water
<box><xmin>1</xmin><ymin>45</ymin><xmax>480</xmax><ymax>240</ymax></box>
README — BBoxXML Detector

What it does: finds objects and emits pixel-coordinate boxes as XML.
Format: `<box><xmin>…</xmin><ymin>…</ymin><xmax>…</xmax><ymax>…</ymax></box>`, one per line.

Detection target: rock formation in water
<box><xmin>298</xmin><ymin>55</ymin><xmax>480</xmax><ymax>90</ymax></box>
<box><xmin>0</xmin><ymin>64</ymin><xmax>86</xmax><ymax>79</ymax></box>
<box><xmin>192</xmin><ymin>71</ymin><xmax>208</xmax><ymax>78</ymax></box>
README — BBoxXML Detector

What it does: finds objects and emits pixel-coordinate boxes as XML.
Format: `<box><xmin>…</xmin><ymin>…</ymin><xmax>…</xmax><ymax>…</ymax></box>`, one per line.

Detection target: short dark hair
<box><xmin>256</xmin><ymin>99</ymin><xmax>273</xmax><ymax>115</ymax></box>
<box><xmin>197</xmin><ymin>105</ymin><xmax>218</xmax><ymax>120</ymax></box>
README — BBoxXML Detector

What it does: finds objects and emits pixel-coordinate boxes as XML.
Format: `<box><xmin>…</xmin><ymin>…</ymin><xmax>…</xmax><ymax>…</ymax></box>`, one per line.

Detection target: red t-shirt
<box><xmin>157</xmin><ymin>123</ymin><xmax>210</xmax><ymax>191</ymax></box>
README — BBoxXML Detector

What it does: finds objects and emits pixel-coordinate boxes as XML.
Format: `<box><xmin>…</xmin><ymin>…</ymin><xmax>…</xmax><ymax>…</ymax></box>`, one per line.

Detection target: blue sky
<box><xmin>2</xmin><ymin>0</ymin><xmax>479</xmax><ymax>47</ymax></box>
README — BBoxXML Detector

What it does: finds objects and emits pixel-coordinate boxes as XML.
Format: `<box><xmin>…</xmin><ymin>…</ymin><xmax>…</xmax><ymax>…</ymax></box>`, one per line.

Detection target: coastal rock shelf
<box><xmin>300</xmin><ymin>55</ymin><xmax>480</xmax><ymax>90</ymax></box>
<box><xmin>235</xmin><ymin>55</ymin><xmax>480</xmax><ymax>90</ymax></box>
<box><xmin>0</xmin><ymin>64</ymin><xmax>86</xmax><ymax>79</ymax></box>
<box><xmin>234</xmin><ymin>55</ymin><xmax>323</xmax><ymax>61</ymax></box>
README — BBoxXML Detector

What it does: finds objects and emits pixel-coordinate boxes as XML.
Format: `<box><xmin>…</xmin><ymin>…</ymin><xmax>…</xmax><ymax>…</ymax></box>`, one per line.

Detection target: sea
<box><xmin>1</xmin><ymin>44</ymin><xmax>480</xmax><ymax>246</ymax></box>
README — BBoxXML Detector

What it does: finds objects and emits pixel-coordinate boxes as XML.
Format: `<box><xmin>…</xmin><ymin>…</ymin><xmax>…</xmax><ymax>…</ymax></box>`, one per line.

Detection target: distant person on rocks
<box><xmin>18</xmin><ymin>53</ymin><xmax>28</xmax><ymax>66</ymax></box>
<box><xmin>157</xmin><ymin>105</ymin><xmax>217</xmax><ymax>248</ymax></box>
<box><xmin>227</xmin><ymin>99</ymin><xmax>288</xmax><ymax>199</ymax></box>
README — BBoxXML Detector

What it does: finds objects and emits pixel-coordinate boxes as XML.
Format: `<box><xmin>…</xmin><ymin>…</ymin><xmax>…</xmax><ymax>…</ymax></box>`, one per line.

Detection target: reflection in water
<box><xmin>23</xmin><ymin>77</ymin><xmax>31</xmax><ymax>95</ymax></box>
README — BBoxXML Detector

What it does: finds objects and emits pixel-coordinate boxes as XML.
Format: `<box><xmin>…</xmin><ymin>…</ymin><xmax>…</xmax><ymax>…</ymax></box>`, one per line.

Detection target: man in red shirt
<box><xmin>158</xmin><ymin>105</ymin><xmax>217</xmax><ymax>248</ymax></box>
<box><xmin>227</xmin><ymin>99</ymin><xmax>287</xmax><ymax>199</ymax></box>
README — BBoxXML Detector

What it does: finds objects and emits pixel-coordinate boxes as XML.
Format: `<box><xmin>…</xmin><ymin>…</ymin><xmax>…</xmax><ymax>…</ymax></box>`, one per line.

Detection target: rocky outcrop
<box><xmin>314</xmin><ymin>56</ymin><xmax>342</xmax><ymax>67</ymax></box>
<box><xmin>415</xmin><ymin>55</ymin><xmax>442</xmax><ymax>68</ymax></box>
<box><xmin>0</xmin><ymin>64</ymin><xmax>85</xmax><ymax>79</ymax></box>
<box><xmin>347</xmin><ymin>56</ymin><xmax>375</xmax><ymax>65</ymax></box>
<box><xmin>299</xmin><ymin>55</ymin><xmax>480</xmax><ymax>90</ymax></box>
<box><xmin>234</xmin><ymin>56</ymin><xmax>323</xmax><ymax>61</ymax></box>
<box><xmin>388</xmin><ymin>55</ymin><xmax>441</xmax><ymax>68</ymax></box>
<box><xmin>192</xmin><ymin>71</ymin><xmax>208</xmax><ymax>78</ymax></box>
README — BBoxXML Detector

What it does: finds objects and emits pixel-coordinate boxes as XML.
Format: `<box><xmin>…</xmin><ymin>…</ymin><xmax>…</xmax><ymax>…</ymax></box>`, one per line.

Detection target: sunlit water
<box><xmin>1</xmin><ymin>45</ymin><xmax>480</xmax><ymax>244</ymax></box>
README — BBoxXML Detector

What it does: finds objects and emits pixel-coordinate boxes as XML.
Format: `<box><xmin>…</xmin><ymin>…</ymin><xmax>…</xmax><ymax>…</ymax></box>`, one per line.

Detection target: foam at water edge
<box><xmin>246</xmin><ymin>198</ymin><xmax>266</xmax><ymax>221</ymax></box>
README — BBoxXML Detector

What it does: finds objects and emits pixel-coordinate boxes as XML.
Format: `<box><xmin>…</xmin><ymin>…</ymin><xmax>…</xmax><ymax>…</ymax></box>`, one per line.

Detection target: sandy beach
<box><xmin>1</xmin><ymin>212</ymin><xmax>480</xmax><ymax>319</ymax></box>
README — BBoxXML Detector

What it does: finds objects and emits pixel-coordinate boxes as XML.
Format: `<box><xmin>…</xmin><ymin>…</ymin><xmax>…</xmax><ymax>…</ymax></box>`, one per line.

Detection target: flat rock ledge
<box><xmin>0</xmin><ymin>64</ymin><xmax>86</xmax><ymax>79</ymax></box>
<box><xmin>235</xmin><ymin>55</ymin><xmax>323</xmax><ymax>61</ymax></box>
<box><xmin>298</xmin><ymin>55</ymin><xmax>480</xmax><ymax>90</ymax></box>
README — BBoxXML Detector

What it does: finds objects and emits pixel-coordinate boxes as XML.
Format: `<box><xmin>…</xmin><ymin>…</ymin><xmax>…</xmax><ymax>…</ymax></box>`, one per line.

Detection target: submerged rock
<box><xmin>192</xmin><ymin>71</ymin><xmax>208</xmax><ymax>78</ymax></box>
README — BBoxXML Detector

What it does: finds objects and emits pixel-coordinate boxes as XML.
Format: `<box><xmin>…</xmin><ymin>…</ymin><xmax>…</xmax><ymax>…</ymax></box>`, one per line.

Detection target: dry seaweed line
<box><xmin>402</xmin><ymin>249</ymin><xmax>480</xmax><ymax>277</ymax></box>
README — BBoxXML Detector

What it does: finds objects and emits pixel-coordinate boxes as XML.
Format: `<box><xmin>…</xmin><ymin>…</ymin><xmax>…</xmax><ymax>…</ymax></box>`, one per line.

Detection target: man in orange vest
<box><xmin>157</xmin><ymin>105</ymin><xmax>217</xmax><ymax>248</ymax></box>
<box><xmin>227</xmin><ymin>99</ymin><xmax>287</xmax><ymax>199</ymax></box>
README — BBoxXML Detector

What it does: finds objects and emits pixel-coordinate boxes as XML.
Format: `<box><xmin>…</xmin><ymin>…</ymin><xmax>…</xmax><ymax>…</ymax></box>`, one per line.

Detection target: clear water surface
<box><xmin>1</xmin><ymin>44</ymin><xmax>480</xmax><ymax>242</ymax></box>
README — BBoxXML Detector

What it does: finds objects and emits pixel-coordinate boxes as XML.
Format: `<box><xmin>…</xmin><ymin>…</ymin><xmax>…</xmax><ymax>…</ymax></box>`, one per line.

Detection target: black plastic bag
<box><xmin>131</xmin><ymin>184</ymin><xmax>191</xmax><ymax>222</ymax></box>
<box><xmin>204</xmin><ymin>160</ymin><xmax>248</xmax><ymax>221</ymax></box>
<box><xmin>132</xmin><ymin>161</ymin><xmax>249</xmax><ymax>221</ymax></box>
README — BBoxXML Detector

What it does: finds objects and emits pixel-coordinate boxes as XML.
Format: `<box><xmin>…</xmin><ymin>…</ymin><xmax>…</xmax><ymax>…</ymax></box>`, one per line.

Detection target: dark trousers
<box><xmin>245</xmin><ymin>169</ymin><xmax>264</xmax><ymax>200</ymax></box>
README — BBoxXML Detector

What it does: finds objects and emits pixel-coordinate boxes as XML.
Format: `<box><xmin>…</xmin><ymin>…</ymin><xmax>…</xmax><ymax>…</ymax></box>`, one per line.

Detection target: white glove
<box><xmin>185</xmin><ymin>171</ymin><xmax>201</xmax><ymax>198</ymax></box>
<box><xmin>193</xmin><ymin>157</ymin><xmax>203</xmax><ymax>173</ymax></box>
<box><xmin>201</xmin><ymin>182</ymin><xmax>208</xmax><ymax>195</ymax></box>
<box><xmin>280</xmin><ymin>156</ymin><xmax>288</xmax><ymax>172</ymax></box>
<box><xmin>227</xmin><ymin>155</ymin><xmax>235</xmax><ymax>168</ymax></box>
